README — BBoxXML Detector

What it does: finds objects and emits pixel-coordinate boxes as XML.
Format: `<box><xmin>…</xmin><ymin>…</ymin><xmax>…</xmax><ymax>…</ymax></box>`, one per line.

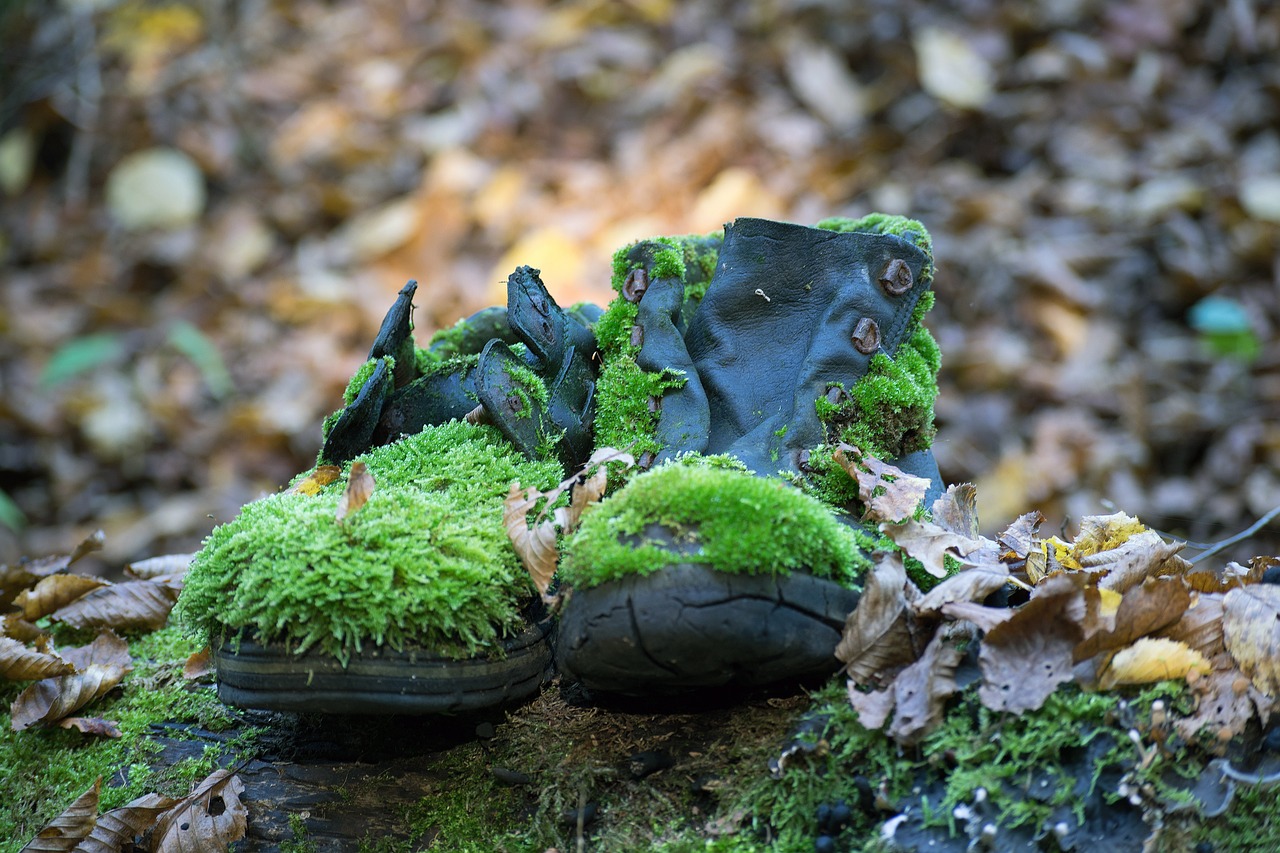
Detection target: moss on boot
<box><xmin>177</xmin><ymin>421</ymin><xmax>564</xmax><ymax>664</ymax></box>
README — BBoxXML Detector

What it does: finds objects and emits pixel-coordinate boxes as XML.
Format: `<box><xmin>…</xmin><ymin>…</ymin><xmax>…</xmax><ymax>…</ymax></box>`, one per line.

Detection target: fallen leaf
<box><xmin>886</xmin><ymin>623</ymin><xmax>971</xmax><ymax>745</ymax></box>
<box><xmin>1074</xmin><ymin>575</ymin><xmax>1192</xmax><ymax>662</ymax></box>
<box><xmin>124</xmin><ymin>553</ymin><xmax>195</xmax><ymax>583</ymax></box>
<box><xmin>929</xmin><ymin>484</ymin><xmax>981</xmax><ymax>538</ymax></box>
<box><xmin>57</xmin><ymin>716</ymin><xmax>123</xmax><ymax>739</ymax></box>
<box><xmin>847</xmin><ymin>682</ymin><xmax>895</xmax><ymax>730</ymax></box>
<box><xmin>1158</xmin><ymin>593</ymin><xmax>1226</xmax><ymax>661</ymax></box>
<box><xmin>335</xmin><ymin>461</ymin><xmax>375</xmax><ymax>521</ymax></box>
<box><xmin>978</xmin><ymin>573</ymin><xmax>1088</xmax><ymax>714</ymax></box>
<box><xmin>1175</xmin><ymin>655</ymin><xmax>1271</xmax><ymax>743</ymax></box>
<box><xmin>997</xmin><ymin>510</ymin><xmax>1044</xmax><ymax>560</ymax></box>
<box><xmin>3</xmin><ymin>615</ymin><xmax>46</xmax><ymax>643</ymax></box>
<box><xmin>1</xmin><ymin>530</ymin><xmax>104</xmax><ymax>608</ymax></box>
<box><xmin>11</xmin><ymin>632</ymin><xmax>133</xmax><ymax>731</ymax></box>
<box><xmin>153</xmin><ymin>770</ymin><xmax>247</xmax><ymax>853</ymax></box>
<box><xmin>914</xmin><ymin>562</ymin><xmax>1011</xmax><ymax>617</ymax></box>
<box><xmin>1073</xmin><ymin>511</ymin><xmax>1149</xmax><ymax>557</ymax></box>
<box><xmin>833</xmin><ymin>444</ymin><xmax>930</xmax><ymax>523</ymax></box>
<box><xmin>939</xmin><ymin>600</ymin><xmax>1014</xmax><ymax>633</ymax></box>
<box><xmin>183</xmin><ymin>646</ymin><xmax>213</xmax><ymax>680</ymax></box>
<box><xmin>1085</xmin><ymin>530</ymin><xmax>1190</xmax><ymax>593</ymax></box>
<box><xmin>81</xmin><ymin>792</ymin><xmax>179</xmax><ymax>853</ymax></box>
<box><xmin>506</xmin><ymin>448</ymin><xmax>634</xmax><ymax>595</ymax></box>
<box><xmin>836</xmin><ymin>551</ymin><xmax>919</xmax><ymax>684</ymax></box>
<box><xmin>50</xmin><ymin>581</ymin><xmax>181</xmax><ymax>632</ymax></box>
<box><xmin>1183</xmin><ymin>560</ymin><xmax>1262</xmax><ymax>593</ymax></box>
<box><xmin>1098</xmin><ymin>637</ymin><xmax>1211</xmax><ymax>690</ymax></box>
<box><xmin>289</xmin><ymin>464</ymin><xmax>342</xmax><ymax>496</ymax></box>
<box><xmin>880</xmin><ymin>517</ymin><xmax>989</xmax><ymax>579</ymax></box>
<box><xmin>12</xmin><ymin>575</ymin><xmax>109</xmax><ymax>621</ymax></box>
<box><xmin>20</xmin><ymin>776</ymin><xmax>99</xmax><ymax>851</ymax></box>
<box><xmin>0</xmin><ymin>636</ymin><xmax>75</xmax><ymax>682</ymax></box>
<box><xmin>1222</xmin><ymin>584</ymin><xmax>1280</xmax><ymax>697</ymax></box>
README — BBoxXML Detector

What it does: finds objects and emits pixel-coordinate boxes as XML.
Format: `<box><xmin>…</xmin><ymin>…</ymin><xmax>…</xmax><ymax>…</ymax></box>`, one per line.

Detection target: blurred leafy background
<box><xmin>1</xmin><ymin>0</ymin><xmax>1277</xmax><ymax>570</ymax></box>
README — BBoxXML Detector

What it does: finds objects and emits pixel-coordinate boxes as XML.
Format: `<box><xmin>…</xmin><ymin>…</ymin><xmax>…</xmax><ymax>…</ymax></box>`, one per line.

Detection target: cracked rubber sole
<box><xmin>214</xmin><ymin>619</ymin><xmax>554</xmax><ymax>715</ymax></box>
<box><xmin>555</xmin><ymin>565</ymin><xmax>860</xmax><ymax>696</ymax></box>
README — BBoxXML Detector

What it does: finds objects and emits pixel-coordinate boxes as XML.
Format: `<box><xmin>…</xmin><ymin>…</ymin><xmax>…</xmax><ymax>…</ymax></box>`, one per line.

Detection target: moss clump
<box><xmin>0</xmin><ymin>624</ymin><xmax>236</xmax><ymax>850</ymax></box>
<box><xmin>560</xmin><ymin>461</ymin><xmax>873</xmax><ymax>590</ymax></box>
<box><xmin>176</xmin><ymin>421</ymin><xmax>564</xmax><ymax>663</ymax></box>
<box><xmin>812</xmin><ymin>215</ymin><xmax>941</xmax><ymax>461</ymax></box>
<box><xmin>342</xmin><ymin>356</ymin><xmax>392</xmax><ymax>405</ymax></box>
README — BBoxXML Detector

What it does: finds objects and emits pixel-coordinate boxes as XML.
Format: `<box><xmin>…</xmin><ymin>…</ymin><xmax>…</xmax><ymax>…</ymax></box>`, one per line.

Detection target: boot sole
<box><xmin>555</xmin><ymin>564</ymin><xmax>859</xmax><ymax>696</ymax></box>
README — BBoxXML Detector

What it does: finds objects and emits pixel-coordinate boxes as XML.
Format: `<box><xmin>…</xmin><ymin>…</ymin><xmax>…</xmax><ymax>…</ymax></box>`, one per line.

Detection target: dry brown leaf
<box><xmin>0</xmin><ymin>636</ymin><xmax>75</xmax><ymax>682</ymax></box>
<box><xmin>124</xmin><ymin>553</ymin><xmax>195</xmax><ymax>583</ymax></box>
<box><xmin>880</xmin><ymin>517</ymin><xmax>989</xmax><ymax>579</ymax></box>
<box><xmin>847</xmin><ymin>681</ymin><xmax>896</xmax><ymax>731</ymax></box>
<box><xmin>1183</xmin><ymin>560</ymin><xmax>1263</xmax><ymax>593</ymax></box>
<box><xmin>11</xmin><ymin>632</ymin><xmax>133</xmax><ymax>731</ymax></box>
<box><xmin>153</xmin><ymin>770</ymin><xmax>247</xmax><ymax>853</ymax></box>
<box><xmin>836</xmin><ymin>552</ymin><xmax>918</xmax><ymax>684</ymax></box>
<box><xmin>1157</xmin><ymin>593</ymin><xmax>1226</xmax><ymax>660</ymax></box>
<box><xmin>49</xmin><ymin>581</ymin><xmax>181</xmax><ymax>632</ymax></box>
<box><xmin>997</xmin><ymin>510</ymin><xmax>1044</xmax><ymax>560</ymax></box>
<box><xmin>939</xmin><ymin>600</ymin><xmax>1015</xmax><ymax>633</ymax></box>
<box><xmin>505</xmin><ymin>448</ymin><xmax>634</xmax><ymax>596</ymax></box>
<box><xmin>57</xmin><ymin>716</ymin><xmax>123</xmax><ymax>739</ymax></box>
<box><xmin>914</xmin><ymin>562</ymin><xmax>1011</xmax><ymax>617</ymax></box>
<box><xmin>77</xmin><ymin>792</ymin><xmax>179</xmax><ymax>853</ymax></box>
<box><xmin>12</xmin><ymin>575</ymin><xmax>109</xmax><ymax>621</ymax></box>
<box><xmin>335</xmin><ymin>461</ymin><xmax>375</xmax><ymax>521</ymax></box>
<box><xmin>1222</xmin><ymin>583</ymin><xmax>1280</xmax><ymax>697</ymax></box>
<box><xmin>978</xmin><ymin>573</ymin><xmax>1088</xmax><ymax>713</ymax></box>
<box><xmin>1097</xmin><ymin>637</ymin><xmax>1211</xmax><ymax>690</ymax></box>
<box><xmin>289</xmin><ymin>464</ymin><xmax>343</xmax><ymax>496</ymax></box>
<box><xmin>886</xmin><ymin>624</ymin><xmax>970</xmax><ymax>745</ymax></box>
<box><xmin>3</xmin><ymin>615</ymin><xmax>47</xmax><ymax>643</ymax></box>
<box><xmin>19</xmin><ymin>776</ymin><xmax>100</xmax><ymax>852</ymax></box>
<box><xmin>1084</xmin><ymin>530</ymin><xmax>1190</xmax><ymax>593</ymax></box>
<box><xmin>183</xmin><ymin>646</ymin><xmax>213</xmax><ymax>680</ymax></box>
<box><xmin>833</xmin><ymin>444</ymin><xmax>929</xmax><ymax>523</ymax></box>
<box><xmin>1</xmin><ymin>530</ymin><xmax>105</xmax><ymax>609</ymax></box>
<box><xmin>1074</xmin><ymin>575</ymin><xmax>1192</xmax><ymax>662</ymax></box>
<box><xmin>1174</xmin><ymin>655</ymin><xmax>1271</xmax><ymax>743</ymax></box>
<box><xmin>929</xmin><ymin>483</ymin><xmax>980</xmax><ymax>538</ymax></box>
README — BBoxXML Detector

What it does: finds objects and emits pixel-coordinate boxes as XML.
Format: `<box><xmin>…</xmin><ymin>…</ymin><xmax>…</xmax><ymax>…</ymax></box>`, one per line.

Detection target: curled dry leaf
<box><xmin>289</xmin><ymin>464</ymin><xmax>342</xmax><ymax>496</ymax></box>
<box><xmin>1</xmin><ymin>530</ymin><xmax>104</xmax><ymax>609</ymax></box>
<box><xmin>0</xmin><ymin>636</ymin><xmax>75</xmax><ymax>682</ymax></box>
<box><xmin>20</xmin><ymin>776</ymin><xmax>100</xmax><ymax>852</ymax></box>
<box><xmin>929</xmin><ymin>483</ymin><xmax>980</xmax><ymax>538</ymax></box>
<box><xmin>977</xmin><ymin>573</ymin><xmax>1088</xmax><ymax>714</ymax></box>
<box><xmin>880</xmin><ymin>517</ymin><xmax>988</xmax><ymax>579</ymax></box>
<box><xmin>183</xmin><ymin>646</ymin><xmax>213</xmax><ymax>680</ymax></box>
<box><xmin>938</xmin><ymin>600</ymin><xmax>1014</xmax><ymax>633</ymax></box>
<box><xmin>81</xmin><ymin>792</ymin><xmax>179</xmax><ymax>853</ymax></box>
<box><xmin>50</xmin><ymin>581</ymin><xmax>181</xmax><ymax>632</ymax></box>
<box><xmin>1157</xmin><ymin>593</ymin><xmax>1226</xmax><ymax>661</ymax></box>
<box><xmin>833</xmin><ymin>444</ymin><xmax>929</xmax><ymax>523</ymax></box>
<box><xmin>505</xmin><ymin>447</ymin><xmax>634</xmax><ymax>596</ymax></box>
<box><xmin>1184</xmin><ymin>560</ymin><xmax>1263</xmax><ymax>593</ymax></box>
<box><xmin>885</xmin><ymin>624</ymin><xmax>971</xmax><ymax>745</ymax></box>
<box><xmin>997</xmin><ymin>510</ymin><xmax>1044</xmax><ymax>561</ymax></box>
<box><xmin>11</xmin><ymin>631</ymin><xmax>132</xmax><ymax>731</ymax></box>
<box><xmin>124</xmin><ymin>552</ymin><xmax>195</xmax><ymax>583</ymax></box>
<box><xmin>13</xmin><ymin>574</ymin><xmax>109</xmax><ymax>621</ymax></box>
<box><xmin>58</xmin><ymin>716</ymin><xmax>123</xmax><ymax>738</ymax></box>
<box><xmin>1084</xmin><ymin>530</ymin><xmax>1190</xmax><ymax>594</ymax></box>
<box><xmin>3</xmin><ymin>615</ymin><xmax>47</xmax><ymax>643</ymax></box>
<box><xmin>1074</xmin><ymin>575</ymin><xmax>1192</xmax><ymax>663</ymax></box>
<box><xmin>1222</xmin><ymin>583</ymin><xmax>1280</xmax><ymax>697</ymax></box>
<box><xmin>153</xmin><ymin>769</ymin><xmax>247</xmax><ymax>853</ymax></box>
<box><xmin>914</xmin><ymin>562</ymin><xmax>1010</xmax><ymax>617</ymax></box>
<box><xmin>836</xmin><ymin>551</ymin><xmax>918</xmax><ymax>684</ymax></box>
<box><xmin>1097</xmin><ymin>637</ymin><xmax>1211</xmax><ymax>690</ymax></box>
<box><xmin>335</xmin><ymin>461</ymin><xmax>375</xmax><ymax>521</ymax></box>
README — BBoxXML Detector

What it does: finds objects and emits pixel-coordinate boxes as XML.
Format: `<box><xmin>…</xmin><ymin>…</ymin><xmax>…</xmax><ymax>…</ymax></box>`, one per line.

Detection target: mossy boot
<box><xmin>178</xmin><ymin>271</ymin><xmax>598</xmax><ymax>714</ymax></box>
<box><xmin>556</xmin><ymin>216</ymin><xmax>945</xmax><ymax>697</ymax></box>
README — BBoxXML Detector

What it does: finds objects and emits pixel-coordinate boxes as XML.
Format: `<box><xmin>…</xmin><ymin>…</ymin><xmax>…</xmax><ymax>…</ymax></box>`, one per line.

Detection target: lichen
<box><xmin>176</xmin><ymin>421</ymin><xmax>564</xmax><ymax>663</ymax></box>
<box><xmin>559</xmin><ymin>461</ymin><xmax>873</xmax><ymax>590</ymax></box>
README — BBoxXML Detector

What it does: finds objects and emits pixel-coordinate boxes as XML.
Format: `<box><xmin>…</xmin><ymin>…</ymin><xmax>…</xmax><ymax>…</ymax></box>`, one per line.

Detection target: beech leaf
<box><xmin>11</xmin><ymin>632</ymin><xmax>132</xmax><ymax>731</ymax></box>
<box><xmin>57</xmin><ymin>716</ymin><xmax>123</xmax><ymax>738</ymax></box>
<box><xmin>335</xmin><ymin>461</ymin><xmax>375</xmax><ymax>521</ymax></box>
<box><xmin>49</xmin><ymin>581</ymin><xmax>180</xmax><ymax>632</ymax></box>
<box><xmin>1083</xmin><ymin>530</ymin><xmax>1190</xmax><ymax>593</ymax></box>
<box><xmin>914</xmin><ymin>562</ymin><xmax>1011</xmax><ymax>617</ymax></box>
<box><xmin>977</xmin><ymin>573</ymin><xmax>1087</xmax><ymax>714</ymax></box>
<box><xmin>13</xmin><ymin>574</ymin><xmax>109</xmax><ymax>621</ymax></box>
<box><xmin>77</xmin><ymin>792</ymin><xmax>179</xmax><ymax>853</ymax></box>
<box><xmin>0</xmin><ymin>636</ymin><xmax>75</xmax><ymax>682</ymax></box>
<box><xmin>836</xmin><ymin>551</ymin><xmax>917</xmax><ymax>684</ymax></box>
<box><xmin>997</xmin><ymin>510</ymin><xmax>1044</xmax><ymax>560</ymax></box>
<box><xmin>886</xmin><ymin>624</ymin><xmax>970</xmax><ymax>745</ymax></box>
<box><xmin>929</xmin><ymin>483</ymin><xmax>980</xmax><ymax>538</ymax></box>
<box><xmin>1157</xmin><ymin>593</ymin><xmax>1226</xmax><ymax>661</ymax></box>
<box><xmin>1074</xmin><ymin>575</ymin><xmax>1192</xmax><ymax>663</ymax></box>
<box><xmin>1222</xmin><ymin>583</ymin><xmax>1280</xmax><ymax>697</ymax></box>
<box><xmin>153</xmin><ymin>770</ymin><xmax>247</xmax><ymax>853</ymax></box>
<box><xmin>1</xmin><ymin>530</ymin><xmax>104</xmax><ymax>609</ymax></box>
<box><xmin>124</xmin><ymin>552</ymin><xmax>194</xmax><ymax>584</ymax></box>
<box><xmin>19</xmin><ymin>776</ymin><xmax>100</xmax><ymax>852</ymax></box>
<box><xmin>183</xmin><ymin>646</ymin><xmax>213</xmax><ymax>680</ymax></box>
<box><xmin>847</xmin><ymin>682</ymin><xmax>895</xmax><ymax>730</ymax></box>
<box><xmin>833</xmin><ymin>444</ymin><xmax>929</xmax><ymax>523</ymax></box>
<box><xmin>290</xmin><ymin>464</ymin><xmax>342</xmax><ymax>496</ymax></box>
<box><xmin>1097</xmin><ymin>637</ymin><xmax>1211</xmax><ymax>690</ymax></box>
<box><xmin>880</xmin><ymin>517</ymin><xmax>989</xmax><ymax>579</ymax></box>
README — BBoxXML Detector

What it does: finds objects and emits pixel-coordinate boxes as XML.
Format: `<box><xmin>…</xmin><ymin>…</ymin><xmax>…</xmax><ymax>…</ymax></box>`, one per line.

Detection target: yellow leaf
<box><xmin>1098</xmin><ymin>637</ymin><xmax>1211</xmax><ymax>690</ymax></box>
<box><xmin>290</xmin><ymin>465</ymin><xmax>342</xmax><ymax>496</ymax></box>
<box><xmin>1222</xmin><ymin>584</ymin><xmax>1280</xmax><ymax>697</ymax></box>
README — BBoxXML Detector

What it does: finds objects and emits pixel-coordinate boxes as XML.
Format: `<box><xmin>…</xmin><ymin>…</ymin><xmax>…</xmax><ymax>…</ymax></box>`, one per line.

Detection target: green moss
<box><xmin>176</xmin><ymin>421</ymin><xmax>564</xmax><ymax>663</ymax></box>
<box><xmin>343</xmin><ymin>356</ymin><xmax>393</xmax><ymax>405</ymax></box>
<box><xmin>560</xmin><ymin>462</ymin><xmax>871</xmax><ymax>590</ymax></box>
<box><xmin>0</xmin><ymin>624</ymin><xmax>235</xmax><ymax>851</ymax></box>
<box><xmin>503</xmin><ymin>357</ymin><xmax>550</xmax><ymax>419</ymax></box>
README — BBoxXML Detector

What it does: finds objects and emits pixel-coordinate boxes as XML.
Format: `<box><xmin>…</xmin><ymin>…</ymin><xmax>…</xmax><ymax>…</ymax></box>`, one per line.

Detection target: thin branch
<box><xmin>1188</xmin><ymin>504</ymin><xmax>1280</xmax><ymax>564</ymax></box>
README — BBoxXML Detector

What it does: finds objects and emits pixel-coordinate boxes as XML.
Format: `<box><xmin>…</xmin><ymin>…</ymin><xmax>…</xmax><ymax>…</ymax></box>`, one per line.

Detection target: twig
<box><xmin>1188</xmin><ymin>503</ymin><xmax>1280</xmax><ymax>564</ymax></box>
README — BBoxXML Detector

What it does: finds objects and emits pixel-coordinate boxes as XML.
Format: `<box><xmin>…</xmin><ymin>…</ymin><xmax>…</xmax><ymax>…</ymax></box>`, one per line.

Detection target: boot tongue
<box><xmin>683</xmin><ymin>217</ymin><xmax>931</xmax><ymax>474</ymax></box>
